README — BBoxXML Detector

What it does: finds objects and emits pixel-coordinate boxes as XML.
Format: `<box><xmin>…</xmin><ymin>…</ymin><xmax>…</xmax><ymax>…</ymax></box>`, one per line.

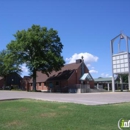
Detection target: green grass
<box><xmin>0</xmin><ymin>99</ymin><xmax>130</xmax><ymax>130</ymax></box>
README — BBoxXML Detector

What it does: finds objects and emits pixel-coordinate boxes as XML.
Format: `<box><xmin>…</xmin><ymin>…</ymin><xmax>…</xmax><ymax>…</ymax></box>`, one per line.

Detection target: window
<box><xmin>30</xmin><ymin>83</ymin><xmax>32</xmax><ymax>86</ymax></box>
<box><xmin>120</xmin><ymin>59</ymin><xmax>124</xmax><ymax>63</ymax></box>
<box><xmin>120</xmin><ymin>55</ymin><xmax>123</xmax><ymax>59</ymax></box>
<box><xmin>125</xmin><ymin>63</ymin><xmax>128</xmax><ymax>67</ymax></box>
<box><xmin>39</xmin><ymin>83</ymin><xmax>41</xmax><ymax>86</ymax></box>
<box><xmin>117</xmin><ymin>60</ymin><xmax>120</xmax><ymax>64</ymax></box>
<box><xmin>124</xmin><ymin>54</ymin><xmax>128</xmax><ymax>58</ymax></box>
<box><xmin>113</xmin><ymin>65</ymin><xmax>116</xmax><ymax>69</ymax></box>
<box><xmin>116</xmin><ymin>56</ymin><xmax>119</xmax><ymax>59</ymax></box>
<box><xmin>125</xmin><ymin>68</ymin><xmax>128</xmax><ymax>72</ymax></box>
<box><xmin>113</xmin><ymin>69</ymin><xmax>116</xmax><ymax>73</ymax></box>
<box><xmin>121</xmin><ymin>64</ymin><xmax>124</xmax><ymax>67</ymax></box>
<box><xmin>117</xmin><ymin>69</ymin><xmax>120</xmax><ymax>73</ymax></box>
<box><xmin>121</xmin><ymin>68</ymin><xmax>124</xmax><ymax>72</ymax></box>
<box><xmin>113</xmin><ymin>61</ymin><xmax>116</xmax><ymax>64</ymax></box>
<box><xmin>124</xmin><ymin>59</ymin><xmax>128</xmax><ymax>63</ymax></box>
<box><xmin>117</xmin><ymin>64</ymin><xmax>120</xmax><ymax>68</ymax></box>
<box><xmin>113</xmin><ymin>56</ymin><xmax>116</xmax><ymax>60</ymax></box>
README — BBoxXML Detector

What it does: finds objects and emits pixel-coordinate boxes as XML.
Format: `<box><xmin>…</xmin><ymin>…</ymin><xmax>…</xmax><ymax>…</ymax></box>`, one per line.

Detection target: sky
<box><xmin>0</xmin><ymin>0</ymin><xmax>130</xmax><ymax>78</ymax></box>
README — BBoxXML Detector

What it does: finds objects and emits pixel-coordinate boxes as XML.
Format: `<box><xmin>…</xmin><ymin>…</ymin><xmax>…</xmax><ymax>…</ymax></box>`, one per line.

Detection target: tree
<box><xmin>122</xmin><ymin>75</ymin><xmax>128</xmax><ymax>83</ymax></box>
<box><xmin>0</xmin><ymin>50</ymin><xmax>21</xmax><ymax>87</ymax></box>
<box><xmin>7</xmin><ymin>25</ymin><xmax>65</xmax><ymax>91</ymax></box>
<box><xmin>116</xmin><ymin>74</ymin><xmax>128</xmax><ymax>83</ymax></box>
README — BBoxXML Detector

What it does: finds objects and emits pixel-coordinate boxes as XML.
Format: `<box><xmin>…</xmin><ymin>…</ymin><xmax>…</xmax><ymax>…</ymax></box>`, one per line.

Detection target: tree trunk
<box><xmin>33</xmin><ymin>69</ymin><xmax>36</xmax><ymax>91</ymax></box>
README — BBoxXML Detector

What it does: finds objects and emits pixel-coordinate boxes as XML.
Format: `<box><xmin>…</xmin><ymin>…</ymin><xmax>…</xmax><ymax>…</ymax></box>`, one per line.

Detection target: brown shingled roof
<box><xmin>29</xmin><ymin>62</ymin><xmax>81</xmax><ymax>83</ymax></box>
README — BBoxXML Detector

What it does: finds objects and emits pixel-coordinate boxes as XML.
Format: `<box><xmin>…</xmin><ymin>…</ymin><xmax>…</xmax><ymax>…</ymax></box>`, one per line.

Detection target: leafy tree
<box><xmin>7</xmin><ymin>25</ymin><xmax>65</xmax><ymax>91</ymax></box>
<box><xmin>116</xmin><ymin>74</ymin><xmax>128</xmax><ymax>83</ymax></box>
<box><xmin>0</xmin><ymin>50</ymin><xmax>21</xmax><ymax>87</ymax></box>
<box><xmin>122</xmin><ymin>75</ymin><xmax>128</xmax><ymax>83</ymax></box>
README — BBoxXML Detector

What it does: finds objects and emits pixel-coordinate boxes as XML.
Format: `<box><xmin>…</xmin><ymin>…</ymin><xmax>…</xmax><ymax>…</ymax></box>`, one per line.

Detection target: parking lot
<box><xmin>0</xmin><ymin>91</ymin><xmax>130</xmax><ymax>105</ymax></box>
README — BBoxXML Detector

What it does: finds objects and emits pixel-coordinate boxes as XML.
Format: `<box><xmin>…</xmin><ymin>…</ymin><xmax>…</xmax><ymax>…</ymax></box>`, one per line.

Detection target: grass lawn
<box><xmin>0</xmin><ymin>99</ymin><xmax>130</xmax><ymax>130</ymax></box>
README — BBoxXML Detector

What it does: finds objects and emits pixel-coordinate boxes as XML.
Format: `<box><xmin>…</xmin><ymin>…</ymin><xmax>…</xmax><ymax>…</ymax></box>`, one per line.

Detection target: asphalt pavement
<box><xmin>0</xmin><ymin>90</ymin><xmax>130</xmax><ymax>105</ymax></box>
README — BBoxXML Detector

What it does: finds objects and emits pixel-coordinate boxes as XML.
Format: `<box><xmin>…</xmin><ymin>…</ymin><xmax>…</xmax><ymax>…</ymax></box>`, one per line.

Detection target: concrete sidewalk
<box><xmin>0</xmin><ymin>91</ymin><xmax>130</xmax><ymax>105</ymax></box>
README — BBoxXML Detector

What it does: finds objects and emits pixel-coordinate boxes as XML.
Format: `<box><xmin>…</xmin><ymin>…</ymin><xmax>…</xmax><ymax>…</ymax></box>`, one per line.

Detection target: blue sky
<box><xmin>0</xmin><ymin>0</ymin><xmax>130</xmax><ymax>78</ymax></box>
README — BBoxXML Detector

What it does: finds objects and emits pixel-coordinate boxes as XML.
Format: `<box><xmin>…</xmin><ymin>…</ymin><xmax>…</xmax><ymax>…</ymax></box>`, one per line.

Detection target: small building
<box><xmin>28</xmin><ymin>59</ymin><xmax>94</xmax><ymax>92</ymax></box>
<box><xmin>0</xmin><ymin>72</ymin><xmax>22</xmax><ymax>89</ymax></box>
<box><xmin>20</xmin><ymin>76</ymin><xmax>31</xmax><ymax>90</ymax></box>
<box><xmin>94</xmin><ymin>77</ymin><xmax>113</xmax><ymax>91</ymax></box>
<box><xmin>94</xmin><ymin>77</ymin><xmax>128</xmax><ymax>91</ymax></box>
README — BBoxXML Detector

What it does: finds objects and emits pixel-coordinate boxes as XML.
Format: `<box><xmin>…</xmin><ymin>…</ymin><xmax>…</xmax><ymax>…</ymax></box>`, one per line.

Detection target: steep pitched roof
<box><xmin>29</xmin><ymin>62</ymin><xmax>81</xmax><ymax>83</ymax></box>
<box><xmin>80</xmin><ymin>73</ymin><xmax>94</xmax><ymax>81</ymax></box>
<box><xmin>0</xmin><ymin>72</ymin><xmax>22</xmax><ymax>80</ymax></box>
<box><xmin>23</xmin><ymin>76</ymin><xmax>31</xmax><ymax>80</ymax></box>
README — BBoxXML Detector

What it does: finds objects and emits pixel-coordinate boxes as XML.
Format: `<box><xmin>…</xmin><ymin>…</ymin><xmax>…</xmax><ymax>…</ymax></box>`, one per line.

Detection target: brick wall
<box><xmin>68</xmin><ymin>70</ymin><xmax>77</xmax><ymax>85</ymax></box>
<box><xmin>68</xmin><ymin>62</ymin><xmax>94</xmax><ymax>88</ymax></box>
<box><xmin>29</xmin><ymin>82</ymin><xmax>48</xmax><ymax>91</ymax></box>
<box><xmin>89</xmin><ymin>81</ymin><xmax>94</xmax><ymax>88</ymax></box>
<box><xmin>36</xmin><ymin>82</ymin><xmax>48</xmax><ymax>90</ymax></box>
<box><xmin>60</xmin><ymin>80</ymin><xmax>68</xmax><ymax>87</ymax></box>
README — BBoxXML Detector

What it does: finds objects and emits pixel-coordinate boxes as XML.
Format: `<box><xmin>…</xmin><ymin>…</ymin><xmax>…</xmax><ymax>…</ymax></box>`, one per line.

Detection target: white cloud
<box><xmin>101</xmin><ymin>73</ymin><xmax>110</xmax><ymax>77</ymax></box>
<box><xmin>101</xmin><ymin>73</ymin><xmax>104</xmax><ymax>76</ymax></box>
<box><xmin>21</xmin><ymin>64</ymin><xmax>28</xmax><ymax>72</ymax></box>
<box><xmin>65</xmin><ymin>52</ymin><xmax>99</xmax><ymax>65</ymax></box>
<box><xmin>66</xmin><ymin>52</ymin><xmax>99</xmax><ymax>74</ymax></box>
<box><xmin>105</xmin><ymin>74</ymin><xmax>109</xmax><ymax>77</ymax></box>
<box><xmin>91</xmin><ymin>66</ymin><xmax>95</xmax><ymax>69</ymax></box>
<box><xmin>87</xmin><ymin>64</ymin><xmax>91</xmax><ymax>67</ymax></box>
<box><xmin>89</xmin><ymin>70</ymin><xmax>98</xmax><ymax>73</ymax></box>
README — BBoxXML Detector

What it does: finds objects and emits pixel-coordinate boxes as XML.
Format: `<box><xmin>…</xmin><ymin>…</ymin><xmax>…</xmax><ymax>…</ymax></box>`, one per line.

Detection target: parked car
<box><xmin>2</xmin><ymin>86</ymin><xmax>11</xmax><ymax>90</ymax></box>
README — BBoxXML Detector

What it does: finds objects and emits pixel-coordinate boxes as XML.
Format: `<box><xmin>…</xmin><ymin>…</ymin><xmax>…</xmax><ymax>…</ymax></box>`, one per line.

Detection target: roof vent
<box><xmin>76</xmin><ymin>59</ymin><xmax>82</xmax><ymax>64</ymax></box>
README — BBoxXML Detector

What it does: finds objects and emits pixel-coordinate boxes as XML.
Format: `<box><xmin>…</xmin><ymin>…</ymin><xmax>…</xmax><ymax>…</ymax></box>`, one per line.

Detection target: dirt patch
<box><xmin>19</xmin><ymin>107</ymin><xmax>28</xmax><ymax>112</ymax></box>
<box><xmin>62</xmin><ymin>111</ymin><xmax>68</xmax><ymax>115</ymax></box>
<box><xmin>58</xmin><ymin>105</ymin><xmax>67</xmax><ymax>109</ymax></box>
<box><xmin>40</xmin><ymin>112</ymin><xmax>56</xmax><ymax>117</ymax></box>
<box><xmin>6</xmin><ymin>120</ymin><xmax>22</xmax><ymax>127</ymax></box>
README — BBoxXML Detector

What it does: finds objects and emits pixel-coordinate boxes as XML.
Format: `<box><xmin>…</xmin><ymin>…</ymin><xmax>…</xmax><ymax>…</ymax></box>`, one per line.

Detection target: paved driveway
<box><xmin>0</xmin><ymin>91</ymin><xmax>130</xmax><ymax>105</ymax></box>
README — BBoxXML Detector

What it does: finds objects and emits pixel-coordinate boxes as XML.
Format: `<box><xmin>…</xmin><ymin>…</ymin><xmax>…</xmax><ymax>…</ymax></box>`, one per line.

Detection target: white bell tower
<box><xmin>110</xmin><ymin>33</ymin><xmax>130</xmax><ymax>92</ymax></box>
